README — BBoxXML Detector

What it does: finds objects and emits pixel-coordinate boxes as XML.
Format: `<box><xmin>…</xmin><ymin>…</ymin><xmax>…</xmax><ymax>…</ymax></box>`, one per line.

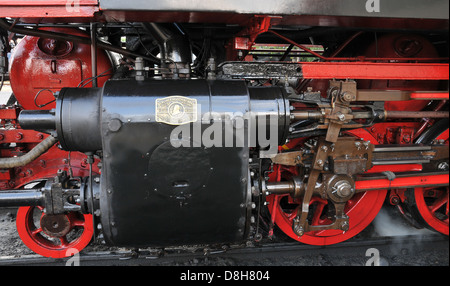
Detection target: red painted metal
<box><xmin>411</xmin><ymin>126</ymin><xmax>448</xmax><ymax>235</ymax></box>
<box><xmin>0</xmin><ymin>0</ymin><xmax>98</xmax><ymax>18</ymax></box>
<box><xmin>265</xmin><ymin>131</ymin><xmax>388</xmax><ymax>246</ymax></box>
<box><xmin>1</xmin><ymin>145</ymin><xmax>100</xmax><ymax>189</ymax></box>
<box><xmin>0</xmin><ymin>108</ymin><xmax>18</xmax><ymax>120</ymax></box>
<box><xmin>347</xmin><ymin>127</ymin><xmax>448</xmax><ymax>192</ymax></box>
<box><xmin>0</xmin><ymin>0</ymin><xmax>97</xmax><ymax>5</ymax></box>
<box><xmin>269</xmin><ymin>30</ymin><xmax>449</xmax><ymax>63</ymax></box>
<box><xmin>9</xmin><ymin>27</ymin><xmax>113</xmax><ymax>110</ymax></box>
<box><xmin>410</xmin><ymin>92</ymin><xmax>449</xmax><ymax>100</ymax></box>
<box><xmin>16</xmin><ymin>206</ymin><xmax>94</xmax><ymax>258</ymax></box>
<box><xmin>266</xmin><ymin>175</ymin><xmax>387</xmax><ymax>246</ymax></box>
<box><xmin>357</xmin><ymin>33</ymin><xmax>443</xmax><ymax>112</ymax></box>
<box><xmin>355</xmin><ymin>174</ymin><xmax>448</xmax><ymax>191</ymax></box>
<box><xmin>301</xmin><ymin>62</ymin><xmax>449</xmax><ymax>80</ymax></box>
<box><xmin>413</xmin><ymin>187</ymin><xmax>449</xmax><ymax>235</ymax></box>
<box><xmin>0</xmin><ymin>129</ymin><xmax>47</xmax><ymax>144</ymax></box>
<box><xmin>365</xmin><ymin>164</ymin><xmax>423</xmax><ymax>174</ymax></box>
<box><xmin>346</xmin><ymin>123</ymin><xmax>421</xmax><ymax>145</ymax></box>
<box><xmin>226</xmin><ymin>16</ymin><xmax>273</xmax><ymax>60</ymax></box>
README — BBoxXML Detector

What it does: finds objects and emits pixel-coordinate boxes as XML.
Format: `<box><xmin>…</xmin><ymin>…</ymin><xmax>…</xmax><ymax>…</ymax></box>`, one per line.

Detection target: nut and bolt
<box><xmin>340</xmin><ymin>221</ymin><xmax>349</xmax><ymax>231</ymax></box>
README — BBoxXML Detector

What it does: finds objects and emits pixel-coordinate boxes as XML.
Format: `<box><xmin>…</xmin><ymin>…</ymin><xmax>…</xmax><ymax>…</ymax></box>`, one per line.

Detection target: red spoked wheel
<box><xmin>265</xmin><ymin>135</ymin><xmax>387</xmax><ymax>245</ymax></box>
<box><xmin>16</xmin><ymin>206</ymin><xmax>94</xmax><ymax>258</ymax></box>
<box><xmin>410</xmin><ymin>187</ymin><xmax>449</xmax><ymax>235</ymax></box>
<box><xmin>266</xmin><ymin>175</ymin><xmax>387</xmax><ymax>245</ymax></box>
<box><xmin>409</xmin><ymin>118</ymin><xmax>449</xmax><ymax>235</ymax></box>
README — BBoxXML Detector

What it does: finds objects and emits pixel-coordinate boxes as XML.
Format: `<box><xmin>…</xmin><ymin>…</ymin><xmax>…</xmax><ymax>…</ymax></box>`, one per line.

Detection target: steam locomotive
<box><xmin>0</xmin><ymin>0</ymin><xmax>448</xmax><ymax>258</ymax></box>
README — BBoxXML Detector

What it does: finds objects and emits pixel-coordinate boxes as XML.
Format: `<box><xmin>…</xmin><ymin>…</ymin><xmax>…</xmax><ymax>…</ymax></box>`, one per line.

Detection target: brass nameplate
<box><xmin>155</xmin><ymin>96</ymin><xmax>197</xmax><ymax>125</ymax></box>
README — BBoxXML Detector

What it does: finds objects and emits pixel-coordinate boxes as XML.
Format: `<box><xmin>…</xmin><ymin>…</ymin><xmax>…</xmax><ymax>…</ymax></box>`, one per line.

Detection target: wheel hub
<box><xmin>40</xmin><ymin>214</ymin><xmax>71</xmax><ymax>237</ymax></box>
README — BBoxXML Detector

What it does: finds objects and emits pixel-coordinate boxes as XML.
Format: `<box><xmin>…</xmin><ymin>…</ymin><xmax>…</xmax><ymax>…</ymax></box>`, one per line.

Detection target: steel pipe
<box><xmin>0</xmin><ymin>189</ymin><xmax>44</xmax><ymax>207</ymax></box>
<box><xmin>385</xmin><ymin>111</ymin><xmax>449</xmax><ymax>119</ymax></box>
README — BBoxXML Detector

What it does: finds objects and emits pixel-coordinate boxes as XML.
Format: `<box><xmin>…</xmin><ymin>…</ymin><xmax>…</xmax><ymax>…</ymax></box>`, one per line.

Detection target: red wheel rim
<box><xmin>16</xmin><ymin>206</ymin><xmax>94</xmax><ymax>258</ymax></box>
<box><xmin>412</xmin><ymin>123</ymin><xmax>448</xmax><ymax>235</ymax></box>
<box><xmin>414</xmin><ymin>187</ymin><xmax>449</xmax><ymax>235</ymax></box>
<box><xmin>267</xmin><ymin>188</ymin><xmax>387</xmax><ymax>245</ymax></box>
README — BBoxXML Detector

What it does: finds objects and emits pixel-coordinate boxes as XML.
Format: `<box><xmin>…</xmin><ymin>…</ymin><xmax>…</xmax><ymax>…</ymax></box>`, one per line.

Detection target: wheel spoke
<box><xmin>428</xmin><ymin>195</ymin><xmax>448</xmax><ymax>216</ymax></box>
<box><xmin>59</xmin><ymin>236</ymin><xmax>69</xmax><ymax>247</ymax></box>
<box><xmin>286</xmin><ymin>207</ymin><xmax>298</xmax><ymax>221</ymax></box>
<box><xmin>31</xmin><ymin>227</ymin><xmax>42</xmax><ymax>236</ymax></box>
<box><xmin>71</xmin><ymin>217</ymin><xmax>85</xmax><ymax>228</ymax></box>
<box><xmin>311</xmin><ymin>201</ymin><xmax>326</xmax><ymax>226</ymax></box>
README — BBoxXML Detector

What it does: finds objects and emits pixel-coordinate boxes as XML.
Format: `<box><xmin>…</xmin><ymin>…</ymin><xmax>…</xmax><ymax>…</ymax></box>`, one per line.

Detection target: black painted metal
<box><xmin>17</xmin><ymin>79</ymin><xmax>289</xmax><ymax>247</ymax></box>
<box><xmin>0</xmin><ymin>190</ymin><xmax>44</xmax><ymax>207</ymax></box>
<box><xmin>17</xmin><ymin>110</ymin><xmax>56</xmax><ymax>132</ymax></box>
<box><xmin>100</xmin><ymin>80</ymin><xmax>250</xmax><ymax>247</ymax></box>
<box><xmin>55</xmin><ymin>87</ymin><xmax>102</xmax><ymax>152</ymax></box>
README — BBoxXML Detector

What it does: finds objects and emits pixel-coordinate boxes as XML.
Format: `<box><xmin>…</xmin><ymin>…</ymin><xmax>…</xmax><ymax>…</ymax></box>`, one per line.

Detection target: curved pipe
<box><xmin>142</xmin><ymin>22</ymin><xmax>192</xmax><ymax>65</ymax></box>
<box><xmin>0</xmin><ymin>135</ymin><xmax>58</xmax><ymax>168</ymax></box>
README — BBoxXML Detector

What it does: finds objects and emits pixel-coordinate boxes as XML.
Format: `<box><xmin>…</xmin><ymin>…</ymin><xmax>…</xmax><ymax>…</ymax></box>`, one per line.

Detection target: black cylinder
<box><xmin>55</xmin><ymin>87</ymin><xmax>102</xmax><ymax>152</ymax></box>
<box><xmin>248</xmin><ymin>86</ymin><xmax>290</xmax><ymax>146</ymax></box>
<box><xmin>18</xmin><ymin>110</ymin><xmax>56</xmax><ymax>131</ymax></box>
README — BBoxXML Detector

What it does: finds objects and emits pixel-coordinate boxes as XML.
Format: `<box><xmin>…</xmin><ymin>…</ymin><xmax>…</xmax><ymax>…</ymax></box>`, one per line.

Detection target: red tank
<box><xmin>9</xmin><ymin>27</ymin><xmax>113</xmax><ymax>110</ymax></box>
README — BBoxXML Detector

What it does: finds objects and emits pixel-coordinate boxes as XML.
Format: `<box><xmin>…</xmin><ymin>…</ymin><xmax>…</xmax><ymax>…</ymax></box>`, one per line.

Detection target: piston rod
<box><xmin>291</xmin><ymin>110</ymin><xmax>449</xmax><ymax>121</ymax></box>
<box><xmin>0</xmin><ymin>189</ymin><xmax>44</xmax><ymax>207</ymax></box>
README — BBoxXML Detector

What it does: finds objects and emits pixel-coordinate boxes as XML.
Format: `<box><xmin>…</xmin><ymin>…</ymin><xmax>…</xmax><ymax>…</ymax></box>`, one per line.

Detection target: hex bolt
<box><xmin>294</xmin><ymin>225</ymin><xmax>304</xmax><ymax>237</ymax></box>
<box><xmin>340</xmin><ymin>221</ymin><xmax>349</xmax><ymax>231</ymax></box>
<box><xmin>438</xmin><ymin>161</ymin><xmax>449</xmax><ymax>171</ymax></box>
<box><xmin>336</xmin><ymin>112</ymin><xmax>346</xmax><ymax>121</ymax></box>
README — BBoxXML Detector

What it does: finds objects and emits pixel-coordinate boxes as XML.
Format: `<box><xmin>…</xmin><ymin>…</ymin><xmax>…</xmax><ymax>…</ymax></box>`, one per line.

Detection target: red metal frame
<box><xmin>355</xmin><ymin>174</ymin><xmax>448</xmax><ymax>191</ymax></box>
<box><xmin>301</xmin><ymin>62</ymin><xmax>449</xmax><ymax>80</ymax></box>
<box><xmin>410</xmin><ymin>91</ymin><xmax>449</xmax><ymax>100</ymax></box>
<box><xmin>0</xmin><ymin>0</ymin><xmax>99</xmax><ymax>18</ymax></box>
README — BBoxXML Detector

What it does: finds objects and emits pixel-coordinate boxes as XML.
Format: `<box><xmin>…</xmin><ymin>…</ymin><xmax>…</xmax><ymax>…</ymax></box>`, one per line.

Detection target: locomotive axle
<box><xmin>0</xmin><ymin>170</ymin><xmax>99</xmax><ymax>215</ymax></box>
